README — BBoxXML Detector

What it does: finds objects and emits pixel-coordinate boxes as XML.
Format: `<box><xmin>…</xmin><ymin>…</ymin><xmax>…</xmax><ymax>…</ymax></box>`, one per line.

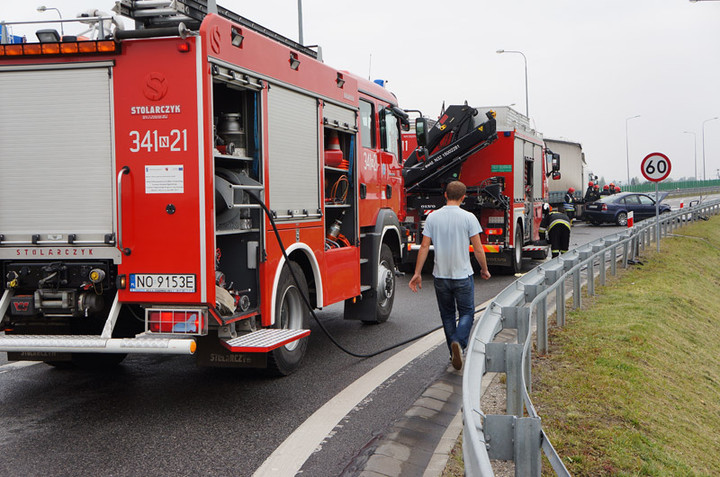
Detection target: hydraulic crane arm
<box><xmin>403</xmin><ymin>106</ymin><xmax>497</xmax><ymax>192</ymax></box>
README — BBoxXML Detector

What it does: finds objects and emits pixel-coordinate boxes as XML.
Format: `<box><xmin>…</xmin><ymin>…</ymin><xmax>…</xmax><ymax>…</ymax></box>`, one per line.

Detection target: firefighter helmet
<box><xmin>568</xmin><ymin>187</ymin><xmax>575</xmax><ymax>193</ymax></box>
<box><xmin>603</xmin><ymin>185</ymin><xmax>610</xmax><ymax>190</ymax></box>
<box><xmin>588</xmin><ymin>181</ymin><xmax>594</xmax><ymax>187</ymax></box>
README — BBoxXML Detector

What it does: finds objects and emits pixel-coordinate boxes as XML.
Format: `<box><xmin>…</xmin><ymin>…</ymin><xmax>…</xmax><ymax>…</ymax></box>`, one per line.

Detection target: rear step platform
<box><xmin>0</xmin><ymin>335</ymin><xmax>196</xmax><ymax>355</ymax></box>
<box><xmin>221</xmin><ymin>329</ymin><xmax>310</xmax><ymax>353</ymax></box>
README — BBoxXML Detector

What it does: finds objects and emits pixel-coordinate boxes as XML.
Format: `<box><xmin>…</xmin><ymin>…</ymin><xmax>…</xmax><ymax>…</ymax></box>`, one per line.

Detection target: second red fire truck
<box><xmin>402</xmin><ymin>105</ymin><xmax>559</xmax><ymax>273</ymax></box>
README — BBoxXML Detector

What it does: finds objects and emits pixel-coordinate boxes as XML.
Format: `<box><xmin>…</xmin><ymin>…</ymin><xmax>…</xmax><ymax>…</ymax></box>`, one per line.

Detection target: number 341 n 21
<box><xmin>129</xmin><ymin>129</ymin><xmax>188</xmax><ymax>153</ymax></box>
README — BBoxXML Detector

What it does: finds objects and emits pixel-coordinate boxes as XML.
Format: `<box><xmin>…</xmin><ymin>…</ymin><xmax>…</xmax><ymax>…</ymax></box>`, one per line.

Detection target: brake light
<box><xmin>485</xmin><ymin>228</ymin><xmax>504</xmax><ymax>235</ymax></box>
<box><xmin>602</xmin><ymin>204</ymin><xmax>608</xmax><ymax>211</ymax></box>
<box><xmin>0</xmin><ymin>40</ymin><xmax>119</xmax><ymax>57</ymax></box>
<box><xmin>147</xmin><ymin>309</ymin><xmax>205</xmax><ymax>334</ymax></box>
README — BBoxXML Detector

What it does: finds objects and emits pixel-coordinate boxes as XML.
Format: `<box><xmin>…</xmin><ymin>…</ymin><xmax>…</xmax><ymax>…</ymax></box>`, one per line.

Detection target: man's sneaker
<box><xmin>451</xmin><ymin>341</ymin><xmax>463</xmax><ymax>370</ymax></box>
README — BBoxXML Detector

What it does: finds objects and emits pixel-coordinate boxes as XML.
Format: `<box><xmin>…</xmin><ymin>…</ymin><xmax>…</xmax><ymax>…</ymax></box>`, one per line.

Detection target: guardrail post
<box><xmin>560</xmin><ymin>255</ymin><xmax>581</xmax><ymax>310</ymax></box>
<box><xmin>629</xmin><ymin>234</ymin><xmax>638</xmax><ymax>263</ymax></box>
<box><xmin>536</xmin><ymin>297</ymin><xmax>548</xmax><ymax>355</ymax></box>
<box><xmin>610</xmin><ymin>244</ymin><xmax>618</xmax><ymax>275</ymax></box>
<box><xmin>514</xmin><ymin>417</ymin><xmax>543</xmax><ymax>477</ymax></box>
<box><xmin>580</xmin><ymin>250</ymin><xmax>594</xmax><ymax>296</ymax></box>
<box><xmin>501</xmin><ymin>306</ymin><xmax>531</xmax><ymax>393</ymax></box>
<box><xmin>556</xmin><ymin>277</ymin><xmax>566</xmax><ymax>326</ymax></box>
<box><xmin>486</xmin><ymin>342</ymin><xmax>525</xmax><ymax>416</ymax></box>
<box><xmin>484</xmin><ymin>415</ymin><xmax>542</xmax><ymax>477</ymax></box>
<box><xmin>592</xmin><ymin>243</ymin><xmax>605</xmax><ymax>287</ymax></box>
<box><xmin>544</xmin><ymin>268</ymin><xmax>565</xmax><ymax>327</ymax></box>
<box><xmin>484</xmin><ymin>414</ymin><xmax>515</xmax><ymax>462</ymax></box>
<box><xmin>502</xmin><ymin>306</ymin><xmax>530</xmax><ymax>344</ymax></box>
<box><xmin>622</xmin><ymin>240</ymin><xmax>629</xmax><ymax>268</ymax></box>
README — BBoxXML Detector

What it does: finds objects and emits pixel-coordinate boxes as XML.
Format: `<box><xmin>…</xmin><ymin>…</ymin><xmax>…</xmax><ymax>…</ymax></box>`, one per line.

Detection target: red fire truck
<box><xmin>0</xmin><ymin>1</ymin><xmax>407</xmax><ymax>375</ymax></box>
<box><xmin>402</xmin><ymin>105</ymin><xmax>559</xmax><ymax>273</ymax></box>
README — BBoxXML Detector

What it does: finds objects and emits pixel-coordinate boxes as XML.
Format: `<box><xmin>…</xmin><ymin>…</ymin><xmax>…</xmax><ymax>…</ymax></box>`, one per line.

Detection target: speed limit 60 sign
<box><xmin>641</xmin><ymin>152</ymin><xmax>671</xmax><ymax>182</ymax></box>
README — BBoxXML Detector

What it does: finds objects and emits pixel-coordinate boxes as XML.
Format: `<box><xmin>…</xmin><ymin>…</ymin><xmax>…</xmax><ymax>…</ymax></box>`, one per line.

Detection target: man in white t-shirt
<box><xmin>409</xmin><ymin>181</ymin><xmax>491</xmax><ymax>370</ymax></box>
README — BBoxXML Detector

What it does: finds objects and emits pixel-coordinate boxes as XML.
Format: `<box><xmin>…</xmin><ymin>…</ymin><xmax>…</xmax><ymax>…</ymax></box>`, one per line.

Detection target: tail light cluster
<box><xmin>602</xmin><ymin>204</ymin><xmax>608</xmax><ymax>211</ymax></box>
<box><xmin>484</xmin><ymin>216</ymin><xmax>506</xmax><ymax>243</ymax></box>
<box><xmin>146</xmin><ymin>308</ymin><xmax>207</xmax><ymax>335</ymax></box>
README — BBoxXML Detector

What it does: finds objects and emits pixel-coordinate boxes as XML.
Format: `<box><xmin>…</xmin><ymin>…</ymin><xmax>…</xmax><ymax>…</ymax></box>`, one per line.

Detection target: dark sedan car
<box><xmin>584</xmin><ymin>192</ymin><xmax>670</xmax><ymax>226</ymax></box>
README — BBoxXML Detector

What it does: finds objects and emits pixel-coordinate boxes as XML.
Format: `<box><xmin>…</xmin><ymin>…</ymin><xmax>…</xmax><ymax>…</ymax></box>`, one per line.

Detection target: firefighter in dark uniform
<box><xmin>600</xmin><ymin>184</ymin><xmax>611</xmax><ymax>196</ymax></box>
<box><xmin>540</xmin><ymin>203</ymin><xmax>571</xmax><ymax>258</ymax></box>
<box><xmin>584</xmin><ymin>181</ymin><xmax>595</xmax><ymax>202</ymax></box>
<box><xmin>563</xmin><ymin>187</ymin><xmax>576</xmax><ymax>222</ymax></box>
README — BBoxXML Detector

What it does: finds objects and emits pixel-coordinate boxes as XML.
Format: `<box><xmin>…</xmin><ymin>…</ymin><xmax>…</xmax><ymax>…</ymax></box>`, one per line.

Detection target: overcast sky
<box><xmin>4</xmin><ymin>1</ymin><xmax>720</xmax><ymax>184</ymax></box>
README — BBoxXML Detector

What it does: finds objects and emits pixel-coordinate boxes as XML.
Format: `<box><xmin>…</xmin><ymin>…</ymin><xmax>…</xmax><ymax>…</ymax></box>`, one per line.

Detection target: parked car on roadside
<box><xmin>584</xmin><ymin>192</ymin><xmax>670</xmax><ymax>226</ymax></box>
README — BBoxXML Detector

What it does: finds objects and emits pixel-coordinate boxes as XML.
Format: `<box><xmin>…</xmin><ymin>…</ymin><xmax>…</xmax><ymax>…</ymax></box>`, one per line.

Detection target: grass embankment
<box><xmin>533</xmin><ymin>217</ymin><xmax>720</xmax><ymax>476</ymax></box>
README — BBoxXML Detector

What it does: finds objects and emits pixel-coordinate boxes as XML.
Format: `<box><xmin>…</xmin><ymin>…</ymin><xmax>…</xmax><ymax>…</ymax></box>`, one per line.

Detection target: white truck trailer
<box><xmin>545</xmin><ymin>138</ymin><xmax>588</xmax><ymax>215</ymax></box>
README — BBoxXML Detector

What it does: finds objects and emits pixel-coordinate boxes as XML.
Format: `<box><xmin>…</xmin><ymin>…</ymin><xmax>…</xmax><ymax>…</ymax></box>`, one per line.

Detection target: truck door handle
<box><xmin>117</xmin><ymin>166</ymin><xmax>131</xmax><ymax>256</ymax></box>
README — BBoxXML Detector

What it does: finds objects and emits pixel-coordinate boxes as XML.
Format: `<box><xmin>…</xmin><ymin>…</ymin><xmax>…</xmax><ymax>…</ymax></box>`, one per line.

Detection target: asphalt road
<box><xmin>0</xmin><ymin>194</ymin><xmax>710</xmax><ymax>476</ymax></box>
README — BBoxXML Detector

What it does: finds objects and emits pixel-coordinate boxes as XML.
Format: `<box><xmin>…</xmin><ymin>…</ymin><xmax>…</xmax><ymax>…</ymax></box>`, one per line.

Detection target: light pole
<box><xmin>625</xmin><ymin>115</ymin><xmax>640</xmax><ymax>186</ymax></box>
<box><xmin>496</xmin><ymin>49</ymin><xmax>529</xmax><ymax>118</ymax></box>
<box><xmin>702</xmin><ymin>117</ymin><xmax>718</xmax><ymax>181</ymax></box>
<box><xmin>36</xmin><ymin>5</ymin><xmax>64</xmax><ymax>36</ymax></box>
<box><xmin>297</xmin><ymin>0</ymin><xmax>304</xmax><ymax>45</ymax></box>
<box><xmin>682</xmin><ymin>131</ymin><xmax>698</xmax><ymax>180</ymax></box>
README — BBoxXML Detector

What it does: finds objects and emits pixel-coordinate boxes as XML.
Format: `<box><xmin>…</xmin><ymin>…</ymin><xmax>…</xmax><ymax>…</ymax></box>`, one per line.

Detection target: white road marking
<box><xmin>254</xmin><ymin>298</ymin><xmax>494</xmax><ymax>477</ymax></box>
<box><xmin>253</xmin><ymin>330</ymin><xmax>446</xmax><ymax>476</ymax></box>
<box><xmin>0</xmin><ymin>361</ymin><xmax>41</xmax><ymax>371</ymax></box>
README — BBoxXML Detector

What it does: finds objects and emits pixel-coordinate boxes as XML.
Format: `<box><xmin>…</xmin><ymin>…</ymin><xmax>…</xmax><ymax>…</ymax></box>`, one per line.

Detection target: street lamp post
<box><xmin>36</xmin><ymin>6</ymin><xmax>64</xmax><ymax>35</ymax></box>
<box><xmin>625</xmin><ymin>115</ymin><xmax>640</xmax><ymax>186</ymax></box>
<box><xmin>297</xmin><ymin>0</ymin><xmax>304</xmax><ymax>45</ymax></box>
<box><xmin>702</xmin><ymin>117</ymin><xmax>718</xmax><ymax>181</ymax></box>
<box><xmin>682</xmin><ymin>130</ymin><xmax>698</xmax><ymax>180</ymax></box>
<box><xmin>496</xmin><ymin>49</ymin><xmax>529</xmax><ymax>118</ymax></box>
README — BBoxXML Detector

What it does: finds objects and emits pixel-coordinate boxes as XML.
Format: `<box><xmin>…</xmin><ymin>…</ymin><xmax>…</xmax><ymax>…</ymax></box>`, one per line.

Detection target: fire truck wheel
<box><xmin>268</xmin><ymin>261</ymin><xmax>310</xmax><ymax>376</ymax></box>
<box><xmin>364</xmin><ymin>244</ymin><xmax>395</xmax><ymax>324</ymax></box>
<box><xmin>511</xmin><ymin>224</ymin><xmax>523</xmax><ymax>274</ymax></box>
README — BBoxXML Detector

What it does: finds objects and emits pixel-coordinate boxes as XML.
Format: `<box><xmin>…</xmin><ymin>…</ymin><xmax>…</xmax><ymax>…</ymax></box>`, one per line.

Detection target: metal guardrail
<box><xmin>462</xmin><ymin>199</ymin><xmax>720</xmax><ymax>476</ymax></box>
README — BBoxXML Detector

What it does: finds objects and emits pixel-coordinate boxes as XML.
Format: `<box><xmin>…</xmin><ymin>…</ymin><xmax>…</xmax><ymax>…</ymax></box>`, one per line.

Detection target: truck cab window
<box><xmin>359</xmin><ymin>100</ymin><xmax>375</xmax><ymax>149</ymax></box>
<box><xmin>382</xmin><ymin>109</ymin><xmax>400</xmax><ymax>158</ymax></box>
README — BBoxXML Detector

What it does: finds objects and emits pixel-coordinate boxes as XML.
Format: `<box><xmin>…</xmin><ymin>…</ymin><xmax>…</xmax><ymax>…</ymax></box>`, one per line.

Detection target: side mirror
<box><xmin>391</xmin><ymin>106</ymin><xmax>410</xmax><ymax>131</ymax></box>
<box><xmin>552</xmin><ymin>172</ymin><xmax>561</xmax><ymax>180</ymax></box>
<box><xmin>551</xmin><ymin>153</ymin><xmax>560</xmax><ymax>173</ymax></box>
<box><xmin>415</xmin><ymin>117</ymin><xmax>429</xmax><ymax>148</ymax></box>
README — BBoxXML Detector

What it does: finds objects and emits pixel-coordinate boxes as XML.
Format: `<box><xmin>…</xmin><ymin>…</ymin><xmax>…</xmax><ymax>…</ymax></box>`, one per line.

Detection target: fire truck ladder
<box><xmin>114</xmin><ymin>0</ymin><xmax>318</xmax><ymax>58</ymax></box>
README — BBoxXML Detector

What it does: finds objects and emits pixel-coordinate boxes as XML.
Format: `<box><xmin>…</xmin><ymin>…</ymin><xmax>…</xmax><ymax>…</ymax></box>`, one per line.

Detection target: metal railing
<box><xmin>462</xmin><ymin>199</ymin><xmax>720</xmax><ymax>476</ymax></box>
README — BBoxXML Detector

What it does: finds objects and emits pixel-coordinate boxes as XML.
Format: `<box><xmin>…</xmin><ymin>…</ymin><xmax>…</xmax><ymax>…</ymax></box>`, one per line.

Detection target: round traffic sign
<box><xmin>640</xmin><ymin>152</ymin><xmax>671</xmax><ymax>182</ymax></box>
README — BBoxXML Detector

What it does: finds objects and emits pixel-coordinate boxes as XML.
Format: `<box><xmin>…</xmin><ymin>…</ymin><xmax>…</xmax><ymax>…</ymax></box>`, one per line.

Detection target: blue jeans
<box><xmin>433</xmin><ymin>276</ymin><xmax>475</xmax><ymax>351</ymax></box>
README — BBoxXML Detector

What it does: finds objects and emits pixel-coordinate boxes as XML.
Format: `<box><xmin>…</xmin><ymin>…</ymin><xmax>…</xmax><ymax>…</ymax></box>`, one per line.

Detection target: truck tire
<box><xmin>511</xmin><ymin>224</ymin><xmax>523</xmax><ymax>274</ymax></box>
<box><xmin>363</xmin><ymin>244</ymin><xmax>395</xmax><ymax>324</ymax></box>
<box><xmin>267</xmin><ymin>261</ymin><xmax>310</xmax><ymax>376</ymax></box>
<box><xmin>616</xmin><ymin>212</ymin><xmax>628</xmax><ymax>226</ymax></box>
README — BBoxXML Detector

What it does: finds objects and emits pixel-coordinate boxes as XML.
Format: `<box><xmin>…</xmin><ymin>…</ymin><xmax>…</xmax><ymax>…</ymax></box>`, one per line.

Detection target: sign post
<box><xmin>640</xmin><ymin>152</ymin><xmax>672</xmax><ymax>252</ymax></box>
